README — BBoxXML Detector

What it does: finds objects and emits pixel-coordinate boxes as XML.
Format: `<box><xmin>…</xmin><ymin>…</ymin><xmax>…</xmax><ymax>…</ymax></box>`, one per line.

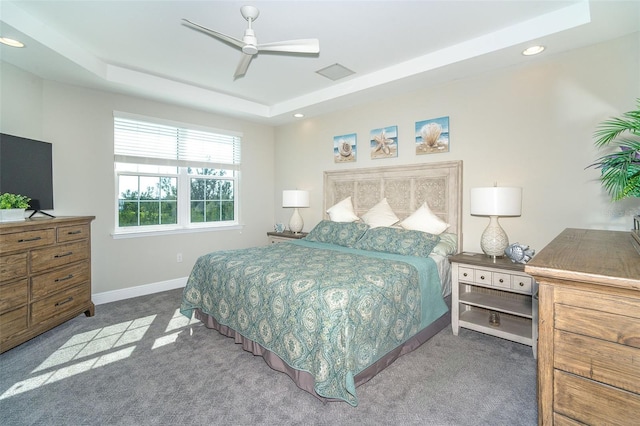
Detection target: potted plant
<box><xmin>590</xmin><ymin>99</ymin><xmax>640</xmax><ymax>200</ymax></box>
<box><xmin>0</xmin><ymin>193</ymin><xmax>31</xmax><ymax>222</ymax></box>
<box><xmin>589</xmin><ymin>100</ymin><xmax>640</xmax><ymax>247</ymax></box>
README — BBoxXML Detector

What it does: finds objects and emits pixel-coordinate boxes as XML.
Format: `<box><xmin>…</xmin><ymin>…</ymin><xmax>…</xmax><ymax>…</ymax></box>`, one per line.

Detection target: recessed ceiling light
<box><xmin>522</xmin><ymin>45</ymin><xmax>545</xmax><ymax>56</ymax></box>
<box><xmin>0</xmin><ymin>37</ymin><xmax>25</xmax><ymax>48</ymax></box>
<box><xmin>293</xmin><ymin>113</ymin><xmax>304</xmax><ymax>118</ymax></box>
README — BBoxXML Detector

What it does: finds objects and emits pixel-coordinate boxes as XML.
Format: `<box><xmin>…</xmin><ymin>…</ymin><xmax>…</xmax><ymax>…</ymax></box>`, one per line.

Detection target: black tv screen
<box><xmin>0</xmin><ymin>133</ymin><xmax>54</xmax><ymax>211</ymax></box>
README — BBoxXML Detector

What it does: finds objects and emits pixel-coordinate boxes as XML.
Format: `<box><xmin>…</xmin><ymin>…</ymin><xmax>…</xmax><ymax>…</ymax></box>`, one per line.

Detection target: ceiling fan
<box><xmin>182</xmin><ymin>5</ymin><xmax>320</xmax><ymax>79</ymax></box>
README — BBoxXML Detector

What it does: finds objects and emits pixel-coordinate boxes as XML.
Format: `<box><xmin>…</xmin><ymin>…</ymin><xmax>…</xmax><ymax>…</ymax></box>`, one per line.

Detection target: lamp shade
<box><xmin>470</xmin><ymin>187</ymin><xmax>522</xmax><ymax>217</ymax></box>
<box><xmin>282</xmin><ymin>190</ymin><xmax>309</xmax><ymax>208</ymax></box>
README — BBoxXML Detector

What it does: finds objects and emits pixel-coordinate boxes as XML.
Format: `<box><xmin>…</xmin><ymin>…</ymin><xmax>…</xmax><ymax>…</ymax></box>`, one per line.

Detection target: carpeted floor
<box><xmin>0</xmin><ymin>288</ymin><xmax>537</xmax><ymax>425</ymax></box>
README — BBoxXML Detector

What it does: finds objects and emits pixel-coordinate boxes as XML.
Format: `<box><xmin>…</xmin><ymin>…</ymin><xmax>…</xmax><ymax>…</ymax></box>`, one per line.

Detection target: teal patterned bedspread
<box><xmin>180</xmin><ymin>239</ymin><xmax>448</xmax><ymax>406</ymax></box>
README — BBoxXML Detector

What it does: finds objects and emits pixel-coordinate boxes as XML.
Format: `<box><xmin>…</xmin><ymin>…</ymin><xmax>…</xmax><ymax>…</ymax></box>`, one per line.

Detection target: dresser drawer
<box><xmin>30</xmin><ymin>240</ymin><xmax>89</xmax><ymax>273</ymax></box>
<box><xmin>554</xmin><ymin>370</ymin><xmax>640</xmax><ymax>425</ymax></box>
<box><xmin>0</xmin><ymin>252</ymin><xmax>28</xmax><ymax>282</ymax></box>
<box><xmin>0</xmin><ymin>278</ymin><xmax>28</xmax><ymax>314</ymax></box>
<box><xmin>0</xmin><ymin>306</ymin><xmax>28</xmax><ymax>342</ymax></box>
<box><xmin>554</xmin><ymin>301</ymin><xmax>640</xmax><ymax>348</ymax></box>
<box><xmin>31</xmin><ymin>284</ymin><xmax>91</xmax><ymax>325</ymax></box>
<box><xmin>57</xmin><ymin>224</ymin><xmax>90</xmax><ymax>243</ymax></box>
<box><xmin>31</xmin><ymin>262</ymin><xmax>90</xmax><ymax>300</ymax></box>
<box><xmin>0</xmin><ymin>228</ymin><xmax>55</xmax><ymax>254</ymax></box>
<box><xmin>554</xmin><ymin>329</ymin><xmax>640</xmax><ymax>394</ymax></box>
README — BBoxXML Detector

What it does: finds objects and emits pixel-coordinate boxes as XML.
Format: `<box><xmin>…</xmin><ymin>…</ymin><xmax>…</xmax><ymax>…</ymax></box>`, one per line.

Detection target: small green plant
<box><xmin>0</xmin><ymin>193</ymin><xmax>31</xmax><ymax>209</ymax></box>
<box><xmin>589</xmin><ymin>99</ymin><xmax>640</xmax><ymax>201</ymax></box>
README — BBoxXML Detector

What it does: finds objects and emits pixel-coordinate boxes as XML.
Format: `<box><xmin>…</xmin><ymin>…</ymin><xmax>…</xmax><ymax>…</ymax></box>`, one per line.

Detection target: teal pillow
<box><xmin>354</xmin><ymin>227</ymin><xmax>441</xmax><ymax>257</ymax></box>
<box><xmin>304</xmin><ymin>220</ymin><xmax>369</xmax><ymax>247</ymax></box>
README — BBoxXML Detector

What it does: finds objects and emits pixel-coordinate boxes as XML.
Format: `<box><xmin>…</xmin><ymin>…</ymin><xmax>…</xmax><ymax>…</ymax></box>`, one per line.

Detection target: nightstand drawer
<box><xmin>512</xmin><ymin>275</ymin><xmax>532</xmax><ymax>292</ymax></box>
<box><xmin>458</xmin><ymin>267</ymin><xmax>474</xmax><ymax>281</ymax></box>
<box><xmin>492</xmin><ymin>272</ymin><xmax>511</xmax><ymax>289</ymax></box>
<box><xmin>474</xmin><ymin>269</ymin><xmax>493</xmax><ymax>286</ymax></box>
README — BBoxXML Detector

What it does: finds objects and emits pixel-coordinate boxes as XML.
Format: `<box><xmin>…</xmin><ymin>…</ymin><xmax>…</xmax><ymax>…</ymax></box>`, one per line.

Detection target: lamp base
<box><xmin>480</xmin><ymin>215</ymin><xmax>509</xmax><ymax>259</ymax></box>
<box><xmin>289</xmin><ymin>208</ymin><xmax>304</xmax><ymax>234</ymax></box>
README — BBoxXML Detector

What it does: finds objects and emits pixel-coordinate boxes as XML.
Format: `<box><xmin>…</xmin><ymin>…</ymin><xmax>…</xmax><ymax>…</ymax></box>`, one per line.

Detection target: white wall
<box><xmin>273</xmin><ymin>33</ymin><xmax>640</xmax><ymax>254</ymax></box>
<box><xmin>1</xmin><ymin>62</ymin><xmax>276</xmax><ymax>296</ymax></box>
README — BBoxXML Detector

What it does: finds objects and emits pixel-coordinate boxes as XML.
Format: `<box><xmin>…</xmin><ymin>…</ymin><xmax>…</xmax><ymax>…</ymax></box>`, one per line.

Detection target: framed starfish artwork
<box><xmin>415</xmin><ymin>116</ymin><xmax>450</xmax><ymax>155</ymax></box>
<box><xmin>370</xmin><ymin>125</ymin><xmax>398</xmax><ymax>159</ymax></box>
<box><xmin>333</xmin><ymin>133</ymin><xmax>357</xmax><ymax>163</ymax></box>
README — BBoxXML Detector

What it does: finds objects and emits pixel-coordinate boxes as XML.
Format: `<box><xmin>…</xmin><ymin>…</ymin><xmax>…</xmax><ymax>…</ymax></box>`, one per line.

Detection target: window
<box><xmin>114</xmin><ymin>112</ymin><xmax>241</xmax><ymax>235</ymax></box>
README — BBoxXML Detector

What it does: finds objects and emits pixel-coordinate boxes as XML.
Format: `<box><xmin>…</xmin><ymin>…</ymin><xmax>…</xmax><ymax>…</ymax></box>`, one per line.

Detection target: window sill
<box><xmin>111</xmin><ymin>223</ymin><xmax>244</xmax><ymax>239</ymax></box>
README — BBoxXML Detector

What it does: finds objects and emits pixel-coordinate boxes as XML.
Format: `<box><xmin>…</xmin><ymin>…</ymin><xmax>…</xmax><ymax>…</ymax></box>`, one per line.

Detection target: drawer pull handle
<box><xmin>519</xmin><ymin>282</ymin><xmax>524</xmax><ymax>287</ymax></box>
<box><xmin>54</xmin><ymin>251</ymin><xmax>73</xmax><ymax>258</ymax></box>
<box><xmin>67</xmin><ymin>230</ymin><xmax>82</xmax><ymax>235</ymax></box>
<box><xmin>463</xmin><ymin>273</ymin><xmax>468</xmax><ymax>277</ymax></box>
<box><xmin>480</xmin><ymin>275</ymin><xmax>485</xmax><ymax>280</ymax></box>
<box><xmin>55</xmin><ymin>274</ymin><xmax>74</xmax><ymax>283</ymax></box>
<box><xmin>18</xmin><ymin>236</ymin><xmax>42</xmax><ymax>243</ymax></box>
<box><xmin>499</xmin><ymin>278</ymin><xmax>504</xmax><ymax>283</ymax></box>
<box><xmin>55</xmin><ymin>297</ymin><xmax>74</xmax><ymax>307</ymax></box>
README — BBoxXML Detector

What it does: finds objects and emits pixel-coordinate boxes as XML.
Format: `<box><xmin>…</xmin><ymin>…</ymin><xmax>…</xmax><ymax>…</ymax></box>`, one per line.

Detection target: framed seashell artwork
<box><xmin>333</xmin><ymin>133</ymin><xmax>357</xmax><ymax>163</ymax></box>
<box><xmin>415</xmin><ymin>116</ymin><xmax>450</xmax><ymax>155</ymax></box>
<box><xmin>370</xmin><ymin>125</ymin><xmax>398</xmax><ymax>159</ymax></box>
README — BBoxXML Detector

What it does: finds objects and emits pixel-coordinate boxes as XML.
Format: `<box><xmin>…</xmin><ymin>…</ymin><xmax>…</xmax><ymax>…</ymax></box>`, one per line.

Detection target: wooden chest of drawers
<box><xmin>0</xmin><ymin>216</ymin><xmax>95</xmax><ymax>353</ymax></box>
<box><xmin>525</xmin><ymin>228</ymin><xmax>640</xmax><ymax>425</ymax></box>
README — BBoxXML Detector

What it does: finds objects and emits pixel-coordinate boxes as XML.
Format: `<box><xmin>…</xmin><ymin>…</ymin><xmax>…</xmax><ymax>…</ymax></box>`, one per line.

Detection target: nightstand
<box><xmin>449</xmin><ymin>252</ymin><xmax>537</xmax><ymax>357</ymax></box>
<box><xmin>267</xmin><ymin>231</ymin><xmax>308</xmax><ymax>244</ymax></box>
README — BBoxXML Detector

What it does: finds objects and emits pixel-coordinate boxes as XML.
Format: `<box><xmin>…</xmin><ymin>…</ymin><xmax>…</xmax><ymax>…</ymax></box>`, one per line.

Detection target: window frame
<box><xmin>112</xmin><ymin>112</ymin><xmax>242</xmax><ymax>238</ymax></box>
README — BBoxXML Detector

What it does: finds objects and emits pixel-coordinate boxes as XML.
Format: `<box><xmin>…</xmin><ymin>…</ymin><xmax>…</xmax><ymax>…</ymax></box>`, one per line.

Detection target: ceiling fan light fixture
<box><xmin>522</xmin><ymin>45</ymin><xmax>545</xmax><ymax>56</ymax></box>
<box><xmin>316</xmin><ymin>63</ymin><xmax>355</xmax><ymax>81</ymax></box>
<box><xmin>183</xmin><ymin>6</ymin><xmax>319</xmax><ymax>78</ymax></box>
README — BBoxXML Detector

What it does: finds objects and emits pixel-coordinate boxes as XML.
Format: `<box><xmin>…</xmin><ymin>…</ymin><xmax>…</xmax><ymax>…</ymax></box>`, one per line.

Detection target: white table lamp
<box><xmin>283</xmin><ymin>190</ymin><xmax>309</xmax><ymax>233</ymax></box>
<box><xmin>470</xmin><ymin>187</ymin><xmax>522</xmax><ymax>259</ymax></box>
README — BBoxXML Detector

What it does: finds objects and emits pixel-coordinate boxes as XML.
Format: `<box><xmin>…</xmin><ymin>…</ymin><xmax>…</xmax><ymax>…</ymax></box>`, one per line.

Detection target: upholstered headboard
<box><xmin>323</xmin><ymin>161</ymin><xmax>463</xmax><ymax>251</ymax></box>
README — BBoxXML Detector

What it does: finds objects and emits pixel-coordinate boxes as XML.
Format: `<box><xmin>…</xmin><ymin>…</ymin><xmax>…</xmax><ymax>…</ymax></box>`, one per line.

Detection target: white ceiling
<box><xmin>1</xmin><ymin>1</ymin><xmax>639</xmax><ymax>125</ymax></box>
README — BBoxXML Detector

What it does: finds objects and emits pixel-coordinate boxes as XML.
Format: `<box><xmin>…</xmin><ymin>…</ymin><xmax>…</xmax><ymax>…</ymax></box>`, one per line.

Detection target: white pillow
<box><xmin>360</xmin><ymin>198</ymin><xmax>399</xmax><ymax>228</ymax></box>
<box><xmin>431</xmin><ymin>233</ymin><xmax>458</xmax><ymax>256</ymax></box>
<box><xmin>326</xmin><ymin>196</ymin><xmax>359</xmax><ymax>222</ymax></box>
<box><xmin>399</xmin><ymin>202</ymin><xmax>450</xmax><ymax>235</ymax></box>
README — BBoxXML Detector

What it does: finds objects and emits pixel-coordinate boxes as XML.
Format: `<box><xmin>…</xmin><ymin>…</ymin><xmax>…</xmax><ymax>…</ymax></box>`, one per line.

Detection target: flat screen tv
<box><xmin>0</xmin><ymin>133</ymin><xmax>54</xmax><ymax>217</ymax></box>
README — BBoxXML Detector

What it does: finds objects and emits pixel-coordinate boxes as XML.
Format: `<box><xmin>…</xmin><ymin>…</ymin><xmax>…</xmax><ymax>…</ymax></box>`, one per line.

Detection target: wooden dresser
<box><xmin>525</xmin><ymin>228</ymin><xmax>640</xmax><ymax>425</ymax></box>
<box><xmin>0</xmin><ymin>216</ymin><xmax>95</xmax><ymax>353</ymax></box>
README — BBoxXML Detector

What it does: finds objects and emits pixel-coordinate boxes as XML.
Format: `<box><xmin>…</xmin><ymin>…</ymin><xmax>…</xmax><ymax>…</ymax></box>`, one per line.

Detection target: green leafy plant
<box><xmin>0</xmin><ymin>193</ymin><xmax>31</xmax><ymax>209</ymax></box>
<box><xmin>589</xmin><ymin>99</ymin><xmax>640</xmax><ymax>201</ymax></box>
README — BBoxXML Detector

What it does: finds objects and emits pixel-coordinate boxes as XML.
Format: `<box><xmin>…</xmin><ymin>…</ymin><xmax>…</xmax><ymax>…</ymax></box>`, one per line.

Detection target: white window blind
<box><xmin>114</xmin><ymin>114</ymin><xmax>241</xmax><ymax>170</ymax></box>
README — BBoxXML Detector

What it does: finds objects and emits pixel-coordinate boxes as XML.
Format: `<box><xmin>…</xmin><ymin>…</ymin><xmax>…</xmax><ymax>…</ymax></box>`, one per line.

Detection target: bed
<box><xmin>180</xmin><ymin>161</ymin><xmax>462</xmax><ymax>406</ymax></box>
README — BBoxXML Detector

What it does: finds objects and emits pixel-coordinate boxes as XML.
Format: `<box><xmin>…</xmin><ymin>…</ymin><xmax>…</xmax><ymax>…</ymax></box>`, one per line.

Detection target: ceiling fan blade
<box><xmin>234</xmin><ymin>54</ymin><xmax>253</xmax><ymax>79</ymax></box>
<box><xmin>257</xmin><ymin>39</ymin><xmax>320</xmax><ymax>54</ymax></box>
<box><xmin>182</xmin><ymin>19</ymin><xmax>245</xmax><ymax>49</ymax></box>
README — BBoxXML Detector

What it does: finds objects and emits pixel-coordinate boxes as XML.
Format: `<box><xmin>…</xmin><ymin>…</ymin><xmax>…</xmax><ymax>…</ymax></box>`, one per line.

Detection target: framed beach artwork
<box><xmin>415</xmin><ymin>116</ymin><xmax>450</xmax><ymax>155</ymax></box>
<box><xmin>370</xmin><ymin>125</ymin><xmax>398</xmax><ymax>159</ymax></box>
<box><xmin>333</xmin><ymin>133</ymin><xmax>357</xmax><ymax>163</ymax></box>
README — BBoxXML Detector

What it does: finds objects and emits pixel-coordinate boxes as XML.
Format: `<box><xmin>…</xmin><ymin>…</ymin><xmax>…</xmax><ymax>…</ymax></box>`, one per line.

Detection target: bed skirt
<box><xmin>194</xmin><ymin>294</ymin><xmax>452</xmax><ymax>403</ymax></box>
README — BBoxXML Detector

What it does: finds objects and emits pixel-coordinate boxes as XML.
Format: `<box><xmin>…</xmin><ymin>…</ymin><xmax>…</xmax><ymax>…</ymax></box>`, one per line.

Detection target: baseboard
<box><xmin>92</xmin><ymin>277</ymin><xmax>188</xmax><ymax>305</ymax></box>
